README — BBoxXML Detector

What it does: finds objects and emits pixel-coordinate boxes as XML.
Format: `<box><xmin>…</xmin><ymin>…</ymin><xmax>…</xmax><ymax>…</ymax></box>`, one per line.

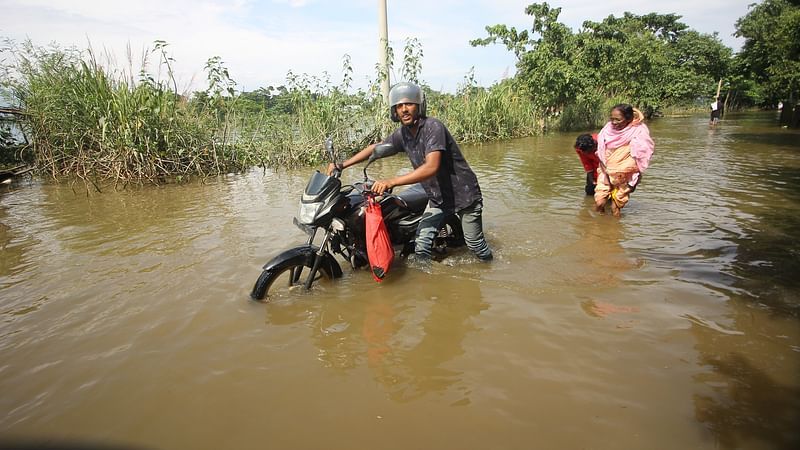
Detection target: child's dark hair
<box><xmin>575</xmin><ymin>133</ymin><xmax>597</xmax><ymax>153</ymax></box>
<box><xmin>612</xmin><ymin>103</ymin><xmax>634</xmax><ymax>121</ymax></box>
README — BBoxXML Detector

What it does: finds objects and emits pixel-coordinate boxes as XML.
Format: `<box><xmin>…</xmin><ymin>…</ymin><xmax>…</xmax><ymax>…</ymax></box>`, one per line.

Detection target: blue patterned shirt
<box><xmin>384</xmin><ymin>117</ymin><xmax>482</xmax><ymax>211</ymax></box>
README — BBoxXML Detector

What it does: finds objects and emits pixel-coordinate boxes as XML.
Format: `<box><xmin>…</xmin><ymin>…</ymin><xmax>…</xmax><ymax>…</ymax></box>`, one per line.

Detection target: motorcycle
<box><xmin>250</xmin><ymin>138</ymin><xmax>464</xmax><ymax>301</ymax></box>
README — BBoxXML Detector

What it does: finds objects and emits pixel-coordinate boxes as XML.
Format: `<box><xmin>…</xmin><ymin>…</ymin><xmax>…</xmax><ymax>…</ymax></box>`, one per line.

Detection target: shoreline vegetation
<box><xmin>1</xmin><ymin>1</ymin><xmax>797</xmax><ymax>188</ymax></box>
<box><xmin>0</xmin><ymin>39</ymin><xmax>542</xmax><ymax>188</ymax></box>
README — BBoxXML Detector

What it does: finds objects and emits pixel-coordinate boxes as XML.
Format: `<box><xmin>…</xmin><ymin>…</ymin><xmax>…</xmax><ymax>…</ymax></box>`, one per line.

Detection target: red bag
<box><xmin>365</xmin><ymin>195</ymin><xmax>394</xmax><ymax>282</ymax></box>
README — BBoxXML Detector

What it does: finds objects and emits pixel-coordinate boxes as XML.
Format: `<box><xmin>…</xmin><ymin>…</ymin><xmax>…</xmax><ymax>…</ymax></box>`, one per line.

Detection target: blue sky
<box><xmin>1</xmin><ymin>0</ymin><xmax>755</xmax><ymax>94</ymax></box>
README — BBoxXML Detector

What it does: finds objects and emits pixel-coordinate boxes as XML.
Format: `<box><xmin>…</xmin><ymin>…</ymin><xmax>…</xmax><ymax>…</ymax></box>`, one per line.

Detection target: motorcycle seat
<box><xmin>395</xmin><ymin>183</ymin><xmax>428</xmax><ymax>213</ymax></box>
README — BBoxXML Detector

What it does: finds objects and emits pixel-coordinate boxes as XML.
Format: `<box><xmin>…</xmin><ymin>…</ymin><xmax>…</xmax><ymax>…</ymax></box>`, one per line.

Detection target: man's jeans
<box><xmin>414</xmin><ymin>199</ymin><xmax>493</xmax><ymax>261</ymax></box>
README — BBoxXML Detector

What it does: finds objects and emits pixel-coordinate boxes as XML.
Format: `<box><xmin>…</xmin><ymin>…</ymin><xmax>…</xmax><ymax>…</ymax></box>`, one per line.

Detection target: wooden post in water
<box><xmin>378</xmin><ymin>0</ymin><xmax>390</xmax><ymax>106</ymax></box>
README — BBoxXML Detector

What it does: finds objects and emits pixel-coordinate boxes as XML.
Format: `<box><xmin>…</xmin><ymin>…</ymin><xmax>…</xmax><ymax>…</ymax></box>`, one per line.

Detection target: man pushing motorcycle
<box><xmin>327</xmin><ymin>82</ymin><xmax>493</xmax><ymax>263</ymax></box>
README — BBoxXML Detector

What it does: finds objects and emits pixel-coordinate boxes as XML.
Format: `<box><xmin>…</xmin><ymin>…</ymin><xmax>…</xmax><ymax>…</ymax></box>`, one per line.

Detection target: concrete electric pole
<box><xmin>378</xmin><ymin>0</ymin><xmax>390</xmax><ymax>105</ymax></box>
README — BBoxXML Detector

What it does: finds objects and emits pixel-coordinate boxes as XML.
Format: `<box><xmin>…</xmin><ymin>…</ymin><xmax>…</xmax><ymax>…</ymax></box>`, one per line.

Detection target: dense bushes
<box><xmin>0</xmin><ymin>39</ymin><xmax>541</xmax><ymax>185</ymax></box>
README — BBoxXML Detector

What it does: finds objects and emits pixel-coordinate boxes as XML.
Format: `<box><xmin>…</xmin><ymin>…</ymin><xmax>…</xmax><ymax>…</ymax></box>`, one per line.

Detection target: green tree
<box><xmin>472</xmin><ymin>3</ymin><xmax>735</xmax><ymax>126</ymax></box>
<box><xmin>577</xmin><ymin>11</ymin><xmax>728</xmax><ymax>115</ymax></box>
<box><xmin>668</xmin><ymin>30</ymin><xmax>731</xmax><ymax>100</ymax></box>
<box><xmin>734</xmin><ymin>0</ymin><xmax>800</xmax><ymax>106</ymax></box>
<box><xmin>471</xmin><ymin>3</ymin><xmax>583</xmax><ymax>114</ymax></box>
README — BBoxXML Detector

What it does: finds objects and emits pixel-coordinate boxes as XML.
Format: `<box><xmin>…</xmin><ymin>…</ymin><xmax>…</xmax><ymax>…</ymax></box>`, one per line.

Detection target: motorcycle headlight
<box><xmin>298</xmin><ymin>201</ymin><xmax>323</xmax><ymax>224</ymax></box>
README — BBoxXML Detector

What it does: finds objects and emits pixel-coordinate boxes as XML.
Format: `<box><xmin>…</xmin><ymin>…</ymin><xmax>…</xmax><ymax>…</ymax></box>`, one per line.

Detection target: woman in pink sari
<box><xmin>594</xmin><ymin>104</ymin><xmax>654</xmax><ymax>217</ymax></box>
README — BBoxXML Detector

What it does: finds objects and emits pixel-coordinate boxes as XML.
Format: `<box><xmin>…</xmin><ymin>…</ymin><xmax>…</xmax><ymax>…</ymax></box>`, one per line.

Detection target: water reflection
<box><xmin>567</xmin><ymin>205</ymin><xmax>645</xmax><ymax>320</ymax></box>
<box><xmin>729</xmin><ymin>208</ymin><xmax>800</xmax><ymax>315</ymax></box>
<box><xmin>0</xmin><ymin>198</ymin><xmax>16</xmax><ymax>275</ymax></box>
<box><xmin>690</xmin><ymin>320</ymin><xmax>800</xmax><ymax>448</ymax></box>
<box><xmin>574</xmin><ymin>203</ymin><xmax>636</xmax><ymax>283</ymax></box>
<box><xmin>264</xmin><ymin>270</ymin><xmax>488</xmax><ymax>404</ymax></box>
<box><xmin>0</xmin><ymin>186</ymin><xmax>46</xmax><ymax>324</ymax></box>
<box><xmin>725</xmin><ymin>164</ymin><xmax>800</xmax><ymax>317</ymax></box>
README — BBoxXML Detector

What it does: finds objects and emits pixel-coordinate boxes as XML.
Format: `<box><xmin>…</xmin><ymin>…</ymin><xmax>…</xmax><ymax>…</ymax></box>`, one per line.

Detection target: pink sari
<box><xmin>594</xmin><ymin>109</ymin><xmax>654</xmax><ymax>208</ymax></box>
<box><xmin>596</xmin><ymin>109</ymin><xmax>654</xmax><ymax>174</ymax></box>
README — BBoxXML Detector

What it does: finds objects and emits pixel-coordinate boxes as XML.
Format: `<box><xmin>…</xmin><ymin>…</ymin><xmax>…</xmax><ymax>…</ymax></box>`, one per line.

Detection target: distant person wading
<box><xmin>710</xmin><ymin>97</ymin><xmax>721</xmax><ymax>125</ymax></box>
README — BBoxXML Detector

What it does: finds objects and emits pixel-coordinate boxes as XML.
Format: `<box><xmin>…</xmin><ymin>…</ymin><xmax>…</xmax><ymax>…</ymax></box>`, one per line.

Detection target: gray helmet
<box><xmin>389</xmin><ymin>82</ymin><xmax>427</xmax><ymax>122</ymax></box>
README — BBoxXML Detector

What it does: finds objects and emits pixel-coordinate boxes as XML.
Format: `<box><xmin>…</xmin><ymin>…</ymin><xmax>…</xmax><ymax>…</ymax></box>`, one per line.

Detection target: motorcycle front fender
<box><xmin>251</xmin><ymin>245</ymin><xmax>344</xmax><ymax>300</ymax></box>
<box><xmin>260</xmin><ymin>245</ymin><xmax>343</xmax><ymax>278</ymax></box>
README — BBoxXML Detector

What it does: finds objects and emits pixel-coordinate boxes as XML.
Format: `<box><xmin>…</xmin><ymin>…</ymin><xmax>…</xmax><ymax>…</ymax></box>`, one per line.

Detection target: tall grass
<box><xmin>432</xmin><ymin>74</ymin><xmax>541</xmax><ymax>142</ymax></box>
<box><xmin>269</xmin><ymin>57</ymin><xmax>391</xmax><ymax>165</ymax></box>
<box><xmin>0</xmin><ymin>37</ymin><xmax>548</xmax><ymax>186</ymax></box>
<box><xmin>1</xmin><ymin>39</ymin><xmax>242</xmax><ymax>187</ymax></box>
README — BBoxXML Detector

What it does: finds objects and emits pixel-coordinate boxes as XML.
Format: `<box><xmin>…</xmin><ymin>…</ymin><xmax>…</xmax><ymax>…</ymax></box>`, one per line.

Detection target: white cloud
<box><xmin>272</xmin><ymin>0</ymin><xmax>312</xmax><ymax>7</ymax></box>
<box><xmin>0</xmin><ymin>0</ymin><xmax>755</xmax><ymax>94</ymax></box>
<box><xmin>473</xmin><ymin>0</ymin><xmax>750</xmax><ymax>48</ymax></box>
<box><xmin>1</xmin><ymin>0</ymin><xmax>365</xmax><ymax>92</ymax></box>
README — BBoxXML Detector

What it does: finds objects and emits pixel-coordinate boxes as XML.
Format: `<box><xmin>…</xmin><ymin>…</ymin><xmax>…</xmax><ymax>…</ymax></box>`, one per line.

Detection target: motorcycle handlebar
<box><xmin>351</xmin><ymin>181</ymin><xmax>392</xmax><ymax>197</ymax></box>
<box><xmin>324</xmin><ymin>137</ymin><xmax>383</xmax><ymax>185</ymax></box>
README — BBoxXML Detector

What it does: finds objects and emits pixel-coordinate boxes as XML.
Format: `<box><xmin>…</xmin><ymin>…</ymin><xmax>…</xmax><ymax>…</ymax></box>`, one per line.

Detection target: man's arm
<box><xmin>371</xmin><ymin>150</ymin><xmax>441</xmax><ymax>194</ymax></box>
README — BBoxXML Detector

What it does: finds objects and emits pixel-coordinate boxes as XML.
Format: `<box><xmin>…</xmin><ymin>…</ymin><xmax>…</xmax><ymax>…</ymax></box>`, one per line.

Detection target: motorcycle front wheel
<box><xmin>250</xmin><ymin>246</ymin><xmax>342</xmax><ymax>301</ymax></box>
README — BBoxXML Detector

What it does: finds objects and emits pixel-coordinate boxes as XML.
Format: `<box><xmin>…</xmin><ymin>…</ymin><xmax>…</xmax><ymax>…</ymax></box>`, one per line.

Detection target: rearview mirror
<box><xmin>324</xmin><ymin>137</ymin><xmax>336</xmax><ymax>162</ymax></box>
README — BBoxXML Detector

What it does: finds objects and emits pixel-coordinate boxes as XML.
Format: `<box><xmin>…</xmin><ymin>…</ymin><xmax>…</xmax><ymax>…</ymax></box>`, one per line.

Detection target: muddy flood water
<box><xmin>1</xmin><ymin>111</ymin><xmax>799</xmax><ymax>450</ymax></box>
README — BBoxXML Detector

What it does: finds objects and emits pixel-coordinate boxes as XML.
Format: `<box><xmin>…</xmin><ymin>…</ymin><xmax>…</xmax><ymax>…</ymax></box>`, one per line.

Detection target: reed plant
<box><xmin>432</xmin><ymin>74</ymin><xmax>541</xmax><ymax>142</ymax></box>
<box><xmin>280</xmin><ymin>55</ymin><xmax>385</xmax><ymax>163</ymax></box>
<box><xmin>1</xmin><ymin>37</ymin><xmax>547</xmax><ymax>186</ymax></box>
<box><xmin>0</xmin><ymin>39</ymin><xmax>253</xmax><ymax>188</ymax></box>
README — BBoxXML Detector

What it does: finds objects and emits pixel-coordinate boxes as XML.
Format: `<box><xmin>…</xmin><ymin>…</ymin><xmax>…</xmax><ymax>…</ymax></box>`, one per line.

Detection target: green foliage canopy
<box><xmin>734</xmin><ymin>0</ymin><xmax>800</xmax><ymax>104</ymax></box>
<box><xmin>471</xmin><ymin>2</ymin><xmax>733</xmax><ymax>125</ymax></box>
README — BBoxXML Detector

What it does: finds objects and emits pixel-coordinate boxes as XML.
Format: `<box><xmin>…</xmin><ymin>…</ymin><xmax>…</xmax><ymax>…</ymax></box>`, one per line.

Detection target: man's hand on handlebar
<box><xmin>326</xmin><ymin>162</ymin><xmax>344</xmax><ymax>176</ymax></box>
<box><xmin>371</xmin><ymin>179</ymin><xmax>395</xmax><ymax>195</ymax></box>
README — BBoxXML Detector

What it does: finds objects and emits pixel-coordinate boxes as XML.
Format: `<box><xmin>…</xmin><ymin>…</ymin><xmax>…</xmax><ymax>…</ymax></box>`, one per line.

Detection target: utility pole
<box><xmin>378</xmin><ymin>0</ymin><xmax>390</xmax><ymax>105</ymax></box>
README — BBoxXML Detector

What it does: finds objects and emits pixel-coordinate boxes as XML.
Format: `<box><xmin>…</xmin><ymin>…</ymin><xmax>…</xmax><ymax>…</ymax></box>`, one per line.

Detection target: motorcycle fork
<box><xmin>305</xmin><ymin>228</ymin><xmax>318</xmax><ymax>246</ymax></box>
<box><xmin>304</xmin><ymin>227</ymin><xmax>333</xmax><ymax>290</ymax></box>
